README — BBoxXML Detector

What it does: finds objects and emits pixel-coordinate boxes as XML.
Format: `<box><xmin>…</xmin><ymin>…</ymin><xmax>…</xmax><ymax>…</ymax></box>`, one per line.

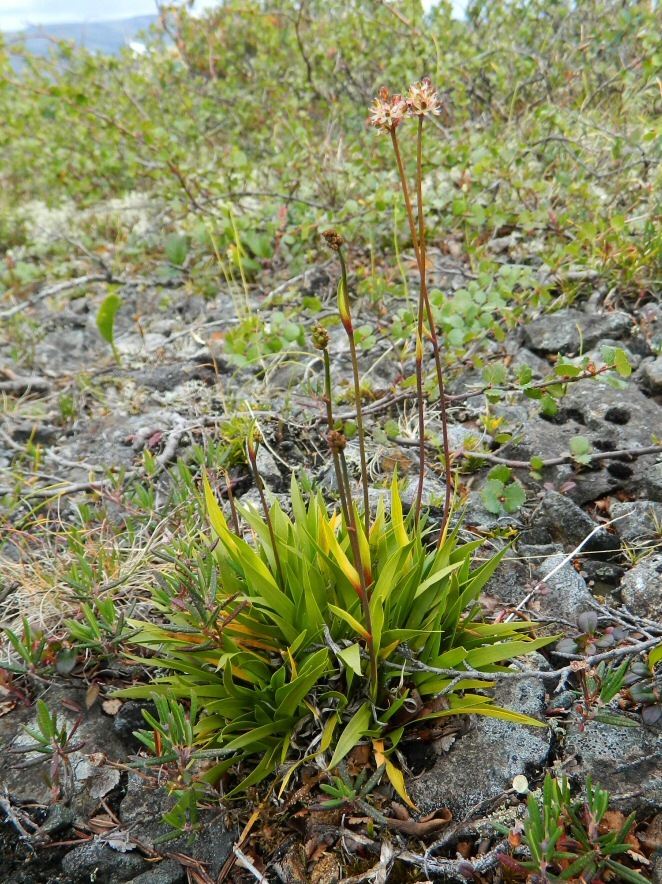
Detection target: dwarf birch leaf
<box><xmin>482</xmin><ymin>479</ymin><xmax>504</xmax><ymax>514</ymax></box>
<box><xmin>488</xmin><ymin>464</ymin><xmax>511</xmax><ymax>483</ymax></box>
<box><xmin>614</xmin><ymin>348</ymin><xmax>632</xmax><ymax>378</ymax></box>
<box><xmin>503</xmin><ymin>481</ymin><xmax>526</xmax><ymax>512</ymax></box>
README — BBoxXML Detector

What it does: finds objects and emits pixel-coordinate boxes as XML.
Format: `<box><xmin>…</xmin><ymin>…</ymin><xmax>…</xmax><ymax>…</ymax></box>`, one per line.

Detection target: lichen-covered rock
<box><xmin>521</xmin><ymin>308</ymin><xmax>632</xmax><ymax>356</ymax></box>
<box><xmin>620</xmin><ymin>554</ymin><xmax>662</xmax><ymax>620</ymax></box>
<box><xmin>564</xmin><ymin>715</ymin><xmax>662</xmax><ymax>814</ymax></box>
<box><xmin>530</xmin><ymin>491</ymin><xmax>619</xmax><ymax>554</ymax></box>
<box><xmin>610</xmin><ymin>500</ymin><xmax>662</xmax><ymax>546</ymax></box>
<box><xmin>641</xmin><ymin>356</ymin><xmax>662</xmax><ymax>394</ymax></box>
<box><xmin>408</xmin><ymin>677</ymin><xmax>551</xmax><ymax>818</ymax></box>
<box><xmin>534</xmin><ymin>554</ymin><xmax>596</xmax><ymax>627</ymax></box>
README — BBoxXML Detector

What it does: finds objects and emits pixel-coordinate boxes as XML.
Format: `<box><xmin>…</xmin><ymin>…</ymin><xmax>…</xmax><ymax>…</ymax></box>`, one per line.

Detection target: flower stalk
<box><xmin>372</xmin><ymin>79</ymin><xmax>453</xmax><ymax>541</ymax></box>
<box><xmin>324</xmin><ymin>230</ymin><xmax>371</xmax><ymax>539</ymax></box>
<box><xmin>313</xmin><ymin>323</ymin><xmax>352</xmax><ymax>529</ymax></box>
<box><xmin>329</xmin><ymin>429</ymin><xmax>379</xmax><ymax>697</ymax></box>
<box><xmin>246</xmin><ymin>421</ymin><xmax>284</xmax><ymax>588</ymax></box>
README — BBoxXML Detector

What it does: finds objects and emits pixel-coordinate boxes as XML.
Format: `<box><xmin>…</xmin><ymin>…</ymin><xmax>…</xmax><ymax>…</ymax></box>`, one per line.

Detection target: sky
<box><xmin>0</xmin><ymin>0</ymin><xmax>466</xmax><ymax>33</ymax></box>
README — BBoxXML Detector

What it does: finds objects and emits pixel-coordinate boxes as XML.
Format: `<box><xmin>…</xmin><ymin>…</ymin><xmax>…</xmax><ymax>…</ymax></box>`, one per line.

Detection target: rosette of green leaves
<box><xmin>117</xmin><ymin>472</ymin><xmax>554</xmax><ymax>798</ymax></box>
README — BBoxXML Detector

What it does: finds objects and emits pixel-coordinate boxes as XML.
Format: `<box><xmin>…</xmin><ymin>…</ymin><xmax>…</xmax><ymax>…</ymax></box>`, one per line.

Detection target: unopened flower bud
<box><xmin>311</xmin><ymin>324</ymin><xmax>330</xmax><ymax>351</ymax></box>
<box><xmin>327</xmin><ymin>430</ymin><xmax>347</xmax><ymax>452</ymax></box>
<box><xmin>246</xmin><ymin>421</ymin><xmax>263</xmax><ymax>463</ymax></box>
<box><xmin>322</xmin><ymin>229</ymin><xmax>344</xmax><ymax>251</ymax></box>
<box><xmin>337</xmin><ymin>277</ymin><xmax>352</xmax><ymax>333</ymax></box>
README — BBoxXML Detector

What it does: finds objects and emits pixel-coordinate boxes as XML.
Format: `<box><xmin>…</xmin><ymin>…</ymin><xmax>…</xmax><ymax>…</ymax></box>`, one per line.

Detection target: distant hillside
<box><xmin>5</xmin><ymin>15</ymin><xmax>158</xmax><ymax>56</ymax></box>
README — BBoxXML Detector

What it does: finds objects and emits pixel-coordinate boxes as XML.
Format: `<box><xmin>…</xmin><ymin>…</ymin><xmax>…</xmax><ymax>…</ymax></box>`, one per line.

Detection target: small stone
<box><xmin>512</xmin><ymin>775</ymin><xmax>529</xmax><ymax>794</ymax></box>
<box><xmin>61</xmin><ymin>842</ymin><xmax>148</xmax><ymax>883</ymax></box>
<box><xmin>255</xmin><ymin>445</ymin><xmax>283</xmax><ymax>491</ymax></box>
<box><xmin>641</xmin><ymin>357</ymin><xmax>662</xmax><ymax>394</ymax></box>
<box><xmin>127</xmin><ymin>859</ymin><xmax>186</xmax><ymax>884</ymax></box>
<box><xmin>41</xmin><ymin>803</ymin><xmax>75</xmax><ymax>835</ymax></box>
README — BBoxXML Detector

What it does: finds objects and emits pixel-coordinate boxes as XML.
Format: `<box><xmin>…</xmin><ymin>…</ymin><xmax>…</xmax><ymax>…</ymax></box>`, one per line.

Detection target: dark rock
<box><xmin>119</xmin><ymin>772</ymin><xmax>234</xmax><ymax>878</ymax></box>
<box><xmin>530</xmin><ymin>491</ymin><xmax>619</xmax><ymax>554</ymax></box>
<box><xmin>518</xmin><ymin>526</ymin><xmax>556</xmax><ymax>546</ymax></box>
<box><xmin>132</xmin><ymin>361</ymin><xmax>221</xmax><ymax>393</ymax></box>
<box><xmin>578</xmin><ymin>559</ymin><xmax>626</xmax><ymax>587</ymax></box>
<box><xmin>61</xmin><ymin>842</ymin><xmax>148</xmax><ymax>883</ymax></box>
<box><xmin>127</xmin><ymin>859</ymin><xmax>186</xmax><ymax>884</ymax></box>
<box><xmin>41</xmin><ymin>803</ymin><xmax>76</xmax><ymax>835</ymax></box>
<box><xmin>521</xmin><ymin>308</ymin><xmax>632</xmax><ymax>356</ymax></box>
<box><xmin>641</xmin><ymin>356</ymin><xmax>662</xmax><ymax>394</ymax></box>
<box><xmin>408</xmin><ymin>676</ymin><xmax>551</xmax><ymax>818</ymax></box>
<box><xmin>484</xmin><ymin>557</ymin><xmax>531</xmax><ymax>607</ymax></box>
<box><xmin>7</xmin><ymin>422</ymin><xmax>58</xmax><ymax>445</ymax></box>
<box><xmin>564</xmin><ymin>715</ymin><xmax>662</xmax><ymax>814</ymax></box>
<box><xmin>644</xmin><ymin>463</ymin><xmax>662</xmax><ymax>503</ymax></box>
<box><xmin>620</xmin><ymin>554</ymin><xmax>662</xmax><ymax>620</ymax></box>
<box><xmin>114</xmin><ymin>701</ymin><xmax>158</xmax><ymax>751</ymax></box>
<box><xmin>610</xmin><ymin>500</ymin><xmax>662</xmax><ymax>545</ymax></box>
<box><xmin>497</xmin><ymin>380</ymin><xmax>662</xmax><ymax>505</ymax></box>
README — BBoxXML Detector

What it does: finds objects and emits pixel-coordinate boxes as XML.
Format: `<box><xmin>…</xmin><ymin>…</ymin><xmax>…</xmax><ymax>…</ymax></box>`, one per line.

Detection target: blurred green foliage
<box><xmin>0</xmin><ymin>0</ymin><xmax>659</xmax><ymax>293</ymax></box>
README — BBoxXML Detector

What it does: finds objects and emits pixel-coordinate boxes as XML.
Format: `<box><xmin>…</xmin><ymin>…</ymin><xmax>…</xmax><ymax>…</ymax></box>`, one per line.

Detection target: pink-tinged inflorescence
<box><xmin>368</xmin><ymin>79</ymin><xmax>441</xmax><ymax>131</ymax></box>
<box><xmin>406</xmin><ymin>77</ymin><xmax>441</xmax><ymax>118</ymax></box>
<box><xmin>367</xmin><ymin>86</ymin><xmax>408</xmax><ymax>134</ymax></box>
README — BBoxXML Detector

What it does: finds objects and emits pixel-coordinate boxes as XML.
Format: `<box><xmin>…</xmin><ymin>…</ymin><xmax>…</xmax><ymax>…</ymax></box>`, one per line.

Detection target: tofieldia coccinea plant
<box><xmin>116</xmin><ymin>80</ymin><xmax>557</xmax><ymax>830</ymax></box>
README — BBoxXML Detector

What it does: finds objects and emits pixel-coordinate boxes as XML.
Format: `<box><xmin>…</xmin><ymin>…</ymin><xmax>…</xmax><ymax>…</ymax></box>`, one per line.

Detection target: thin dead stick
<box><xmin>392</xmin><ymin>434</ymin><xmax>661</xmax><ymax>470</ymax></box>
<box><xmin>401</xmin><ymin>839</ymin><xmax>509</xmax><ymax>881</ymax></box>
<box><xmin>234</xmin><ymin>847</ymin><xmax>268</xmax><ymax>882</ymax></box>
<box><xmin>384</xmin><ymin>636</ymin><xmax>660</xmax><ymax>687</ymax></box>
